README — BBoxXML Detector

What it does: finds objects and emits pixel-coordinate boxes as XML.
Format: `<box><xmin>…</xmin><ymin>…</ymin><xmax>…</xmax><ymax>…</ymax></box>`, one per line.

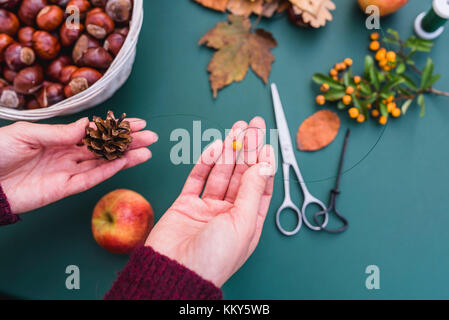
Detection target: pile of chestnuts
<box><xmin>0</xmin><ymin>0</ymin><xmax>132</xmax><ymax>110</ymax></box>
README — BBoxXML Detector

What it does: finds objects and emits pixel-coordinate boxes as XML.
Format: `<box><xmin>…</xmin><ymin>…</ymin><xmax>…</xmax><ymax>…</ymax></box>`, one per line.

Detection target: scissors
<box><xmin>271</xmin><ymin>83</ymin><xmax>328</xmax><ymax>236</ymax></box>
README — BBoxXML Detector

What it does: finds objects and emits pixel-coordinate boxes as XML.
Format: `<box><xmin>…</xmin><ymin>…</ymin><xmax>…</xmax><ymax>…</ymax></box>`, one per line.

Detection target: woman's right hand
<box><xmin>146</xmin><ymin>117</ymin><xmax>276</xmax><ymax>287</ymax></box>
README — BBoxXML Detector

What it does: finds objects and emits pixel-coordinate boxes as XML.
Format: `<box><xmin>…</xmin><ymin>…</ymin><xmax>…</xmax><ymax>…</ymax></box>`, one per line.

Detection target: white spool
<box><xmin>0</xmin><ymin>0</ymin><xmax>144</xmax><ymax>121</ymax></box>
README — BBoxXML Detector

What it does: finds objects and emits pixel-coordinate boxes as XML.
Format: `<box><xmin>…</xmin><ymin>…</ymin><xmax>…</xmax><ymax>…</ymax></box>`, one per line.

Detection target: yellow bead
<box><xmin>233</xmin><ymin>140</ymin><xmax>243</xmax><ymax>151</ymax></box>
<box><xmin>348</xmin><ymin>107</ymin><xmax>359</xmax><ymax>118</ymax></box>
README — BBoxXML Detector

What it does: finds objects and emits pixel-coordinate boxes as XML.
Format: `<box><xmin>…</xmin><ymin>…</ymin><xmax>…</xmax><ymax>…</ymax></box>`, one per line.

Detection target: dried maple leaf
<box><xmin>296</xmin><ymin>109</ymin><xmax>340</xmax><ymax>151</ymax></box>
<box><xmin>193</xmin><ymin>0</ymin><xmax>229</xmax><ymax>12</ymax></box>
<box><xmin>199</xmin><ymin>14</ymin><xmax>277</xmax><ymax>98</ymax></box>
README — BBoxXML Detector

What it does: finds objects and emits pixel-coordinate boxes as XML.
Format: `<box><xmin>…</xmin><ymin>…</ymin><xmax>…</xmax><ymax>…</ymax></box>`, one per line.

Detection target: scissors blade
<box><xmin>271</xmin><ymin>83</ymin><xmax>296</xmax><ymax>165</ymax></box>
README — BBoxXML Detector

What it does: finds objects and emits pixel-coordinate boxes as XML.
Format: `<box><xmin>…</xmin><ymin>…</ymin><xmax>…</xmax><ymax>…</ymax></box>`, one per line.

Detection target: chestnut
<box><xmin>0</xmin><ymin>0</ymin><xmax>21</xmax><ymax>10</ymax></box>
<box><xmin>104</xmin><ymin>32</ymin><xmax>125</xmax><ymax>56</ymax></box>
<box><xmin>0</xmin><ymin>78</ymin><xmax>8</xmax><ymax>88</ymax></box>
<box><xmin>59</xmin><ymin>20</ymin><xmax>84</xmax><ymax>46</ymax></box>
<box><xmin>0</xmin><ymin>85</ymin><xmax>25</xmax><ymax>108</ymax></box>
<box><xmin>85</xmin><ymin>8</ymin><xmax>114</xmax><ymax>39</ymax></box>
<box><xmin>80</xmin><ymin>47</ymin><xmax>112</xmax><ymax>69</ymax></box>
<box><xmin>32</xmin><ymin>30</ymin><xmax>61</xmax><ymax>60</ymax></box>
<box><xmin>46</xmin><ymin>55</ymin><xmax>72</xmax><ymax>81</ymax></box>
<box><xmin>13</xmin><ymin>65</ymin><xmax>44</xmax><ymax>94</ymax></box>
<box><xmin>115</xmin><ymin>26</ymin><xmax>129</xmax><ymax>36</ymax></box>
<box><xmin>66</xmin><ymin>0</ymin><xmax>91</xmax><ymax>18</ymax></box>
<box><xmin>36</xmin><ymin>5</ymin><xmax>64</xmax><ymax>31</ymax></box>
<box><xmin>105</xmin><ymin>0</ymin><xmax>132</xmax><ymax>24</ymax></box>
<box><xmin>64</xmin><ymin>66</ymin><xmax>101</xmax><ymax>97</ymax></box>
<box><xmin>3</xmin><ymin>65</ymin><xmax>17</xmax><ymax>82</ymax></box>
<box><xmin>59</xmin><ymin>64</ymin><xmax>78</xmax><ymax>84</ymax></box>
<box><xmin>4</xmin><ymin>43</ymin><xmax>36</xmax><ymax>71</ymax></box>
<box><xmin>72</xmin><ymin>34</ymin><xmax>99</xmax><ymax>64</ymax></box>
<box><xmin>91</xmin><ymin>0</ymin><xmax>107</xmax><ymax>8</ymax></box>
<box><xmin>18</xmin><ymin>26</ymin><xmax>36</xmax><ymax>47</ymax></box>
<box><xmin>36</xmin><ymin>81</ymin><xmax>64</xmax><ymax>107</ymax></box>
<box><xmin>0</xmin><ymin>9</ymin><xmax>20</xmax><ymax>36</ymax></box>
<box><xmin>26</xmin><ymin>96</ymin><xmax>41</xmax><ymax>109</ymax></box>
<box><xmin>18</xmin><ymin>0</ymin><xmax>48</xmax><ymax>26</ymax></box>
<box><xmin>0</xmin><ymin>33</ymin><xmax>14</xmax><ymax>62</ymax></box>
<box><xmin>48</xmin><ymin>0</ymin><xmax>69</xmax><ymax>6</ymax></box>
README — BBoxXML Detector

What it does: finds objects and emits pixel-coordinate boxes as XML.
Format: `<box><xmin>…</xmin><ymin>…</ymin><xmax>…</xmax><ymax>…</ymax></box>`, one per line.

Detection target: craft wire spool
<box><xmin>415</xmin><ymin>0</ymin><xmax>449</xmax><ymax>40</ymax></box>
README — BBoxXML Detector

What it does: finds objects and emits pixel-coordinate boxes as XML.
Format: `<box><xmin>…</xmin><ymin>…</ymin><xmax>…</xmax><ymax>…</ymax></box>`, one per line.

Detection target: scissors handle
<box><xmin>276</xmin><ymin>200</ymin><xmax>302</xmax><ymax>236</ymax></box>
<box><xmin>301</xmin><ymin>195</ymin><xmax>328</xmax><ymax>231</ymax></box>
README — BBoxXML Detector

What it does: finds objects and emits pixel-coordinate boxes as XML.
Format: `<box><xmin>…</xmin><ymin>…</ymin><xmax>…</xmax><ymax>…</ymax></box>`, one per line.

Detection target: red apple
<box><xmin>92</xmin><ymin>189</ymin><xmax>154</xmax><ymax>254</ymax></box>
<box><xmin>358</xmin><ymin>0</ymin><xmax>409</xmax><ymax>17</ymax></box>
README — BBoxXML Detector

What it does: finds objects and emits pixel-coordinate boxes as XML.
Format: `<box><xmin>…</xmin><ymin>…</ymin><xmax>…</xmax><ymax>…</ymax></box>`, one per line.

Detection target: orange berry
<box><xmin>346</xmin><ymin>86</ymin><xmax>355</xmax><ymax>94</ymax></box>
<box><xmin>387</xmin><ymin>96</ymin><xmax>394</xmax><ymax>102</ymax></box>
<box><xmin>354</xmin><ymin>76</ymin><xmax>361</xmax><ymax>84</ymax></box>
<box><xmin>370</xmin><ymin>41</ymin><xmax>380</xmax><ymax>51</ymax></box>
<box><xmin>356</xmin><ymin>114</ymin><xmax>366</xmax><ymax>123</ymax></box>
<box><xmin>384</xmin><ymin>66</ymin><xmax>392</xmax><ymax>71</ymax></box>
<box><xmin>342</xmin><ymin>95</ymin><xmax>352</xmax><ymax>105</ymax></box>
<box><xmin>379</xmin><ymin>59</ymin><xmax>388</xmax><ymax>67</ymax></box>
<box><xmin>233</xmin><ymin>140</ymin><xmax>243</xmax><ymax>151</ymax></box>
<box><xmin>392</xmin><ymin>108</ymin><xmax>401</xmax><ymax>118</ymax></box>
<box><xmin>386</xmin><ymin>51</ymin><xmax>396</xmax><ymax>62</ymax></box>
<box><xmin>367</xmin><ymin>104</ymin><xmax>372</xmax><ymax>109</ymax></box>
<box><xmin>316</xmin><ymin>95</ymin><xmax>326</xmax><ymax>105</ymax></box>
<box><xmin>332</xmin><ymin>76</ymin><xmax>339</xmax><ymax>81</ymax></box>
<box><xmin>387</xmin><ymin>102</ymin><xmax>396</xmax><ymax>113</ymax></box>
<box><xmin>375</xmin><ymin>48</ymin><xmax>386</xmax><ymax>61</ymax></box>
<box><xmin>379</xmin><ymin>115</ymin><xmax>388</xmax><ymax>125</ymax></box>
<box><xmin>344</xmin><ymin>58</ymin><xmax>353</xmax><ymax>67</ymax></box>
<box><xmin>371</xmin><ymin>32</ymin><xmax>380</xmax><ymax>40</ymax></box>
<box><xmin>320</xmin><ymin>83</ymin><xmax>330</xmax><ymax>92</ymax></box>
<box><xmin>348</xmin><ymin>107</ymin><xmax>359</xmax><ymax>118</ymax></box>
<box><xmin>330</xmin><ymin>69</ymin><xmax>338</xmax><ymax>77</ymax></box>
<box><xmin>371</xmin><ymin>109</ymin><xmax>380</xmax><ymax>118</ymax></box>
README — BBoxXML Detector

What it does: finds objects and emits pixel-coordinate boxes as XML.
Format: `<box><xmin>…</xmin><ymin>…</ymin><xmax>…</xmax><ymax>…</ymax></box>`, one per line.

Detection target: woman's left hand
<box><xmin>0</xmin><ymin>118</ymin><xmax>158</xmax><ymax>214</ymax></box>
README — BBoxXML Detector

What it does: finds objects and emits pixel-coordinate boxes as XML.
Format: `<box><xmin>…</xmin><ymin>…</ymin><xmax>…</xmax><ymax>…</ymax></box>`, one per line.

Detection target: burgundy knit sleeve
<box><xmin>0</xmin><ymin>184</ymin><xmax>20</xmax><ymax>226</ymax></box>
<box><xmin>105</xmin><ymin>246</ymin><xmax>223</xmax><ymax>300</ymax></box>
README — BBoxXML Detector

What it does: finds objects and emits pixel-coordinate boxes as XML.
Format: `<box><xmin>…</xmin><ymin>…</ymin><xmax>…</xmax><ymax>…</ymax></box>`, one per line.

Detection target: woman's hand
<box><xmin>0</xmin><ymin>118</ymin><xmax>158</xmax><ymax>214</ymax></box>
<box><xmin>146</xmin><ymin>117</ymin><xmax>276</xmax><ymax>287</ymax></box>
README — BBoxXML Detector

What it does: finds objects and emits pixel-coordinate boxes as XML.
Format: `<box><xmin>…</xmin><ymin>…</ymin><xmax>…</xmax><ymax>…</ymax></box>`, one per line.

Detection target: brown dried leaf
<box><xmin>194</xmin><ymin>0</ymin><xmax>230</xmax><ymax>12</ymax></box>
<box><xmin>296</xmin><ymin>109</ymin><xmax>340</xmax><ymax>151</ymax></box>
<box><xmin>199</xmin><ymin>14</ymin><xmax>277</xmax><ymax>98</ymax></box>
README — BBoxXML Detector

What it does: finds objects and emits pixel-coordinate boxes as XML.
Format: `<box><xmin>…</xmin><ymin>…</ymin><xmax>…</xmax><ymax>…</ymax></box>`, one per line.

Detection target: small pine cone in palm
<box><xmin>83</xmin><ymin>111</ymin><xmax>133</xmax><ymax>161</ymax></box>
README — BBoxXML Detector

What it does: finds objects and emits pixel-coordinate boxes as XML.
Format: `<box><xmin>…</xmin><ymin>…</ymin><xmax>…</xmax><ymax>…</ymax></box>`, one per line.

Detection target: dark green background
<box><xmin>1</xmin><ymin>0</ymin><xmax>449</xmax><ymax>299</ymax></box>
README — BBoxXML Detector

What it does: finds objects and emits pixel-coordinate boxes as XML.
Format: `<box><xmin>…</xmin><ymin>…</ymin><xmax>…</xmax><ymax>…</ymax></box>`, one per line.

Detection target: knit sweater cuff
<box><xmin>104</xmin><ymin>246</ymin><xmax>223</xmax><ymax>300</ymax></box>
<box><xmin>0</xmin><ymin>184</ymin><xmax>20</xmax><ymax>226</ymax></box>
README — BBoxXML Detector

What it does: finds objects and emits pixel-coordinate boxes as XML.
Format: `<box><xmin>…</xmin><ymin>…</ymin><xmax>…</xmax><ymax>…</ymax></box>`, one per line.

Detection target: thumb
<box><xmin>24</xmin><ymin>118</ymin><xmax>89</xmax><ymax>146</ymax></box>
<box><xmin>233</xmin><ymin>162</ymin><xmax>273</xmax><ymax>234</ymax></box>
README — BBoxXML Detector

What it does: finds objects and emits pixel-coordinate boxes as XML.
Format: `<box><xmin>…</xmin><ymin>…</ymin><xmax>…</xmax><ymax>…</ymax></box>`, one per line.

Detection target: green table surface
<box><xmin>1</xmin><ymin>0</ymin><xmax>449</xmax><ymax>300</ymax></box>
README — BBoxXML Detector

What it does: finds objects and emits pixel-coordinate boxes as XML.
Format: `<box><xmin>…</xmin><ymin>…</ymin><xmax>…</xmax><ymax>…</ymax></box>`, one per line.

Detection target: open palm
<box><xmin>146</xmin><ymin>118</ymin><xmax>275</xmax><ymax>287</ymax></box>
<box><xmin>0</xmin><ymin>118</ymin><xmax>158</xmax><ymax>214</ymax></box>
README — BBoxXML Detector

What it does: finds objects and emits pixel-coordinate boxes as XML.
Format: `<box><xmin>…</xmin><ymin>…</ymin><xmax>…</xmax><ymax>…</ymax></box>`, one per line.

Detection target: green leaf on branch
<box><xmin>421</xmin><ymin>58</ymin><xmax>434</xmax><ymax>89</ymax></box>
<box><xmin>417</xmin><ymin>94</ymin><xmax>425</xmax><ymax>117</ymax></box>
<box><xmin>400</xmin><ymin>74</ymin><xmax>418</xmax><ymax>91</ymax></box>
<box><xmin>396</xmin><ymin>63</ymin><xmax>406</xmax><ymax>74</ymax></box>
<box><xmin>379</xmin><ymin>102</ymin><xmax>388</xmax><ymax>117</ymax></box>
<box><xmin>312</xmin><ymin>73</ymin><xmax>344</xmax><ymax>90</ymax></box>
<box><xmin>323</xmin><ymin>90</ymin><xmax>346</xmax><ymax>101</ymax></box>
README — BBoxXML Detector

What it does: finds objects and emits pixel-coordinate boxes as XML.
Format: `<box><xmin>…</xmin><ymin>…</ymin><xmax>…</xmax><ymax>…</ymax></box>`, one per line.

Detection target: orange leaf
<box><xmin>296</xmin><ymin>109</ymin><xmax>340</xmax><ymax>151</ymax></box>
<box><xmin>199</xmin><ymin>14</ymin><xmax>277</xmax><ymax>98</ymax></box>
<box><xmin>194</xmin><ymin>0</ymin><xmax>229</xmax><ymax>11</ymax></box>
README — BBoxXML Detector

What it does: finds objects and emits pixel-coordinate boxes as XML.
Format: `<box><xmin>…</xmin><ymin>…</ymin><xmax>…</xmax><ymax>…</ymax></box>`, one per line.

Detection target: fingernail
<box><xmin>258</xmin><ymin>162</ymin><xmax>275</xmax><ymax>177</ymax></box>
<box><xmin>153</xmin><ymin>132</ymin><xmax>159</xmax><ymax>142</ymax></box>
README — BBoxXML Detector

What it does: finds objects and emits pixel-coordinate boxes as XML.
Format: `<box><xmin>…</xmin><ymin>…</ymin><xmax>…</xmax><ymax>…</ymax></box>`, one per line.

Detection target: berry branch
<box><xmin>312</xmin><ymin>29</ymin><xmax>449</xmax><ymax>125</ymax></box>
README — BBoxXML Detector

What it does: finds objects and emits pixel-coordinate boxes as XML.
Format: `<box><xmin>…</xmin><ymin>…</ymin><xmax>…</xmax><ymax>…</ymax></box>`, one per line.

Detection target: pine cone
<box><xmin>83</xmin><ymin>111</ymin><xmax>133</xmax><ymax>161</ymax></box>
